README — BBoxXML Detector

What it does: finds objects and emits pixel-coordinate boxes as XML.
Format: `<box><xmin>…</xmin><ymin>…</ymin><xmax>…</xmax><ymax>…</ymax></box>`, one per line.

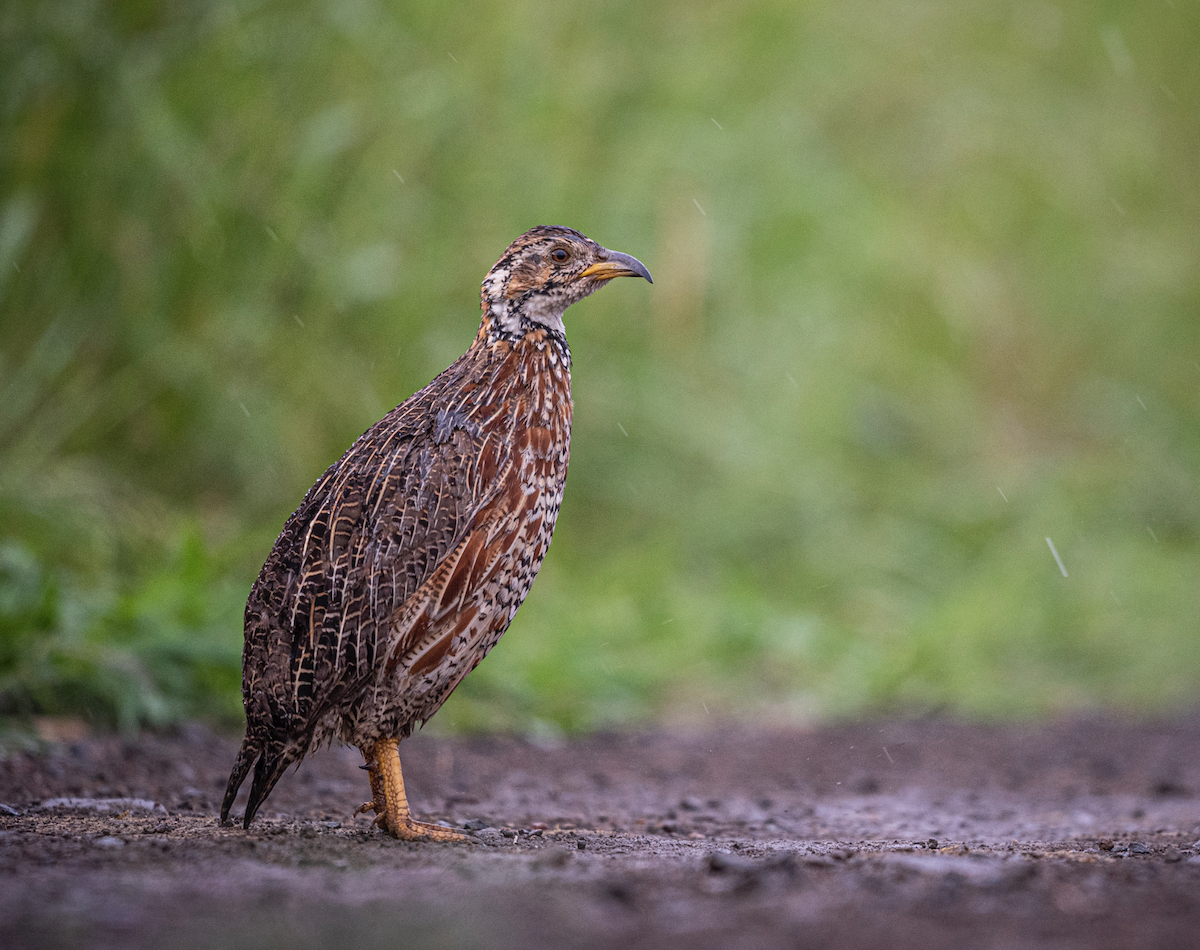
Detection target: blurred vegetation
<box><xmin>1</xmin><ymin>0</ymin><xmax>1198</xmax><ymax>736</ymax></box>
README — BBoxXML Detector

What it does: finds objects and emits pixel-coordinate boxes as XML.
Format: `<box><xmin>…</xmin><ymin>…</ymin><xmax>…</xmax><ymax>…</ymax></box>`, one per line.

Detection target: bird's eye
<box><xmin>550</xmin><ymin>248</ymin><xmax>569</xmax><ymax>263</ymax></box>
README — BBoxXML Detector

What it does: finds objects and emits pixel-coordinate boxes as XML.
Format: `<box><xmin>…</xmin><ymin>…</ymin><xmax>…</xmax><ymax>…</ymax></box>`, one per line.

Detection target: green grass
<box><xmin>2</xmin><ymin>0</ymin><xmax>1198</xmax><ymax>734</ymax></box>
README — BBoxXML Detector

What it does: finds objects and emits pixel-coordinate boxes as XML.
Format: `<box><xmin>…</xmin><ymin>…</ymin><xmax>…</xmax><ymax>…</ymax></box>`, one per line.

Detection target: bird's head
<box><xmin>480</xmin><ymin>226</ymin><xmax>652</xmax><ymax>340</ymax></box>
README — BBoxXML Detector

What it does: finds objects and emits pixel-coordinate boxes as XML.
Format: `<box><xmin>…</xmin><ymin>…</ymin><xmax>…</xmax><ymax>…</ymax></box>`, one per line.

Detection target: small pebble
<box><xmin>576</xmin><ymin>839</ymin><xmax>587</xmax><ymax>851</ymax></box>
<box><xmin>1128</xmin><ymin>841</ymin><xmax>1152</xmax><ymax>855</ymax></box>
<box><xmin>1098</xmin><ymin>839</ymin><xmax>1114</xmax><ymax>851</ymax></box>
<box><xmin>1163</xmin><ymin>847</ymin><xmax>1183</xmax><ymax>863</ymax></box>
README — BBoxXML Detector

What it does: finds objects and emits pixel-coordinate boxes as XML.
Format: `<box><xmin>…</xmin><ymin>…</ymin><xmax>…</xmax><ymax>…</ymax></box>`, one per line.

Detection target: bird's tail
<box><xmin>242</xmin><ymin>745</ymin><xmax>293</xmax><ymax>829</ymax></box>
<box><xmin>220</xmin><ymin>735</ymin><xmax>259</xmax><ymax>825</ymax></box>
<box><xmin>221</xmin><ymin>733</ymin><xmax>298</xmax><ymax>829</ymax></box>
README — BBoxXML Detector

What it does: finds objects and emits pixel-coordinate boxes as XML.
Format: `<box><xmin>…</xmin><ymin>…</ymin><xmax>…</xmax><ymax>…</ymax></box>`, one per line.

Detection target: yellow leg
<box><xmin>355</xmin><ymin>738</ymin><xmax>470</xmax><ymax>842</ymax></box>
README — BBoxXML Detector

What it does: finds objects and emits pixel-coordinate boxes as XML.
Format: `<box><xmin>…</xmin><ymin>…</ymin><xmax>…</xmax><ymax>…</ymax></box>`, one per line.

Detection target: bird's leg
<box><xmin>356</xmin><ymin>738</ymin><xmax>469</xmax><ymax>842</ymax></box>
<box><xmin>353</xmin><ymin>755</ymin><xmax>387</xmax><ymax>820</ymax></box>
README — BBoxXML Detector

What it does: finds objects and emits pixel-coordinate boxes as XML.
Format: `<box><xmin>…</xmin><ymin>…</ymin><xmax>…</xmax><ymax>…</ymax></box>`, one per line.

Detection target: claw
<box><xmin>353</xmin><ymin>801</ymin><xmax>377</xmax><ymax>818</ymax></box>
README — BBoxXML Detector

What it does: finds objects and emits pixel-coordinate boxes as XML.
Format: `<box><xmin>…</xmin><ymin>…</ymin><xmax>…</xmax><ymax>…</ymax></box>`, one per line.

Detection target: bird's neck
<box><xmin>478</xmin><ymin>300</ymin><xmax>572</xmax><ymax>370</ymax></box>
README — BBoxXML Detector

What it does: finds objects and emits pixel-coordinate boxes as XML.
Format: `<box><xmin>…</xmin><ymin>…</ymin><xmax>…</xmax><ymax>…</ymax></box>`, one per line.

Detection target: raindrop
<box><xmin>1100</xmin><ymin>25</ymin><xmax>1134</xmax><ymax>76</ymax></box>
<box><xmin>616</xmin><ymin>422</ymin><xmax>629</xmax><ymax>437</ymax></box>
<box><xmin>293</xmin><ymin>314</ymin><xmax>304</xmax><ymax>327</ymax></box>
<box><xmin>1045</xmin><ymin>537</ymin><xmax>1069</xmax><ymax>578</ymax></box>
<box><xmin>239</xmin><ymin>402</ymin><xmax>251</xmax><ymax>418</ymax></box>
<box><xmin>392</xmin><ymin>170</ymin><xmax>405</xmax><ymax>183</ymax></box>
<box><xmin>447</xmin><ymin>52</ymin><xmax>458</xmax><ymax>64</ymax></box>
<box><xmin>1135</xmin><ymin>395</ymin><xmax>1147</xmax><ymax>411</ymax></box>
<box><xmin>692</xmin><ymin>198</ymin><xmax>707</xmax><ymax>217</ymax></box>
<box><xmin>996</xmin><ymin>487</ymin><xmax>1009</xmax><ymax>503</ymax></box>
<box><xmin>264</xmin><ymin>226</ymin><xmax>279</xmax><ymax>242</ymax></box>
<box><xmin>711</xmin><ymin>117</ymin><xmax>723</xmax><ymax>130</ymax></box>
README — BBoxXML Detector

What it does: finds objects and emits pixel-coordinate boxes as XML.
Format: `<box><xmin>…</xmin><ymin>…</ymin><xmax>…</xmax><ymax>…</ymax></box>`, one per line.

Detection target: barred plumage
<box><xmin>220</xmin><ymin>226</ymin><xmax>651</xmax><ymax>839</ymax></box>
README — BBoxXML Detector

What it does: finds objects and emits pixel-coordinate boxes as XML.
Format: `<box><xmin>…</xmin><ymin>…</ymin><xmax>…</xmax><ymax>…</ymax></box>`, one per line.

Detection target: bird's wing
<box><xmin>241</xmin><ymin>374</ymin><xmax>514</xmax><ymax>734</ymax></box>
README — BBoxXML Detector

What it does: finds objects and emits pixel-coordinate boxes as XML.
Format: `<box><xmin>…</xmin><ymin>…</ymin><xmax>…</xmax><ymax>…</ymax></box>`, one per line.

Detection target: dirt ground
<box><xmin>2</xmin><ymin>716</ymin><xmax>1199</xmax><ymax>950</ymax></box>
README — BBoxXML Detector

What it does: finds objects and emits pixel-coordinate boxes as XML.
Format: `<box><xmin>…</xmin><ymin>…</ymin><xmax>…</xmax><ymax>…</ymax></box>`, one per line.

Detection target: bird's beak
<box><xmin>579</xmin><ymin>249</ymin><xmax>653</xmax><ymax>284</ymax></box>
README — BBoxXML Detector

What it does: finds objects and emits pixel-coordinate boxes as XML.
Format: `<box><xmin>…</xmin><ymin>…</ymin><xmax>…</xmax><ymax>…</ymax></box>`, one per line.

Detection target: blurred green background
<box><xmin>1</xmin><ymin>0</ymin><xmax>1197</xmax><ymax>737</ymax></box>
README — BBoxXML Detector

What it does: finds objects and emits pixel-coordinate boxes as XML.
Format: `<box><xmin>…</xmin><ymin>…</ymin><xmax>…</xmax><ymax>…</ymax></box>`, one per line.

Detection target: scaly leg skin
<box><xmin>354</xmin><ymin>738</ymin><xmax>470</xmax><ymax>842</ymax></box>
<box><xmin>354</xmin><ymin>756</ymin><xmax>387</xmax><ymax>822</ymax></box>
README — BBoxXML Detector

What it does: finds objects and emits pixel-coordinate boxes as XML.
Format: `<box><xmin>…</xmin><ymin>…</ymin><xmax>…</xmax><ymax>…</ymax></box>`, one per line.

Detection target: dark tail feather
<box><xmin>221</xmin><ymin>735</ymin><xmax>260</xmax><ymax>825</ymax></box>
<box><xmin>242</xmin><ymin>744</ymin><xmax>293</xmax><ymax>829</ymax></box>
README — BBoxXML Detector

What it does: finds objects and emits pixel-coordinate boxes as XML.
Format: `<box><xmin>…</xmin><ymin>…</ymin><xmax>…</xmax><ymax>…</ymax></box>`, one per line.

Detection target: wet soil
<box><xmin>3</xmin><ymin>716</ymin><xmax>1200</xmax><ymax>949</ymax></box>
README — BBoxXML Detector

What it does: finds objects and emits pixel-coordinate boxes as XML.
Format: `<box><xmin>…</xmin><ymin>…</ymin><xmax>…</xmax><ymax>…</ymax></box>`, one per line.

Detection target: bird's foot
<box><xmin>354</xmin><ymin>797</ymin><xmax>468</xmax><ymax>840</ymax></box>
<box><xmin>356</xmin><ymin>738</ymin><xmax>472</xmax><ymax>842</ymax></box>
<box><xmin>381</xmin><ymin>815</ymin><xmax>472</xmax><ymax>842</ymax></box>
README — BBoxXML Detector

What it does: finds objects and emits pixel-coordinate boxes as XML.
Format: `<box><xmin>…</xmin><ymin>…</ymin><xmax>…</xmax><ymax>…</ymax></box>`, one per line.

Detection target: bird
<box><xmin>220</xmin><ymin>226</ymin><xmax>651</xmax><ymax>840</ymax></box>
